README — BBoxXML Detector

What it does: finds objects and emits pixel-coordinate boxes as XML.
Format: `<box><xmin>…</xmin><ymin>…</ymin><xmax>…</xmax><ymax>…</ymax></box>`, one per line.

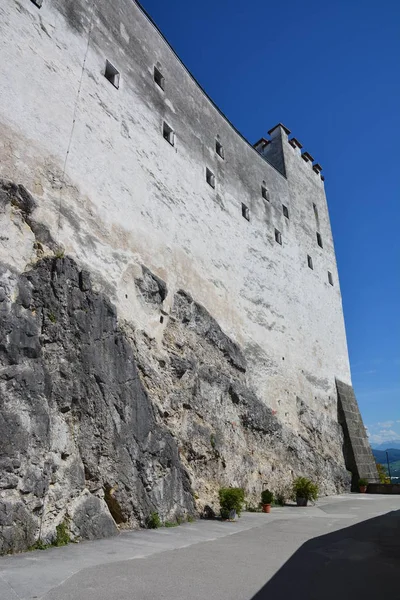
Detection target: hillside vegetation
<box><xmin>372</xmin><ymin>448</ymin><xmax>400</xmax><ymax>478</ymax></box>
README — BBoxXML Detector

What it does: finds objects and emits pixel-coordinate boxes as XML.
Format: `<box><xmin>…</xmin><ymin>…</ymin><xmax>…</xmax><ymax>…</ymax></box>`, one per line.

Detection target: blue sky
<box><xmin>140</xmin><ymin>0</ymin><xmax>400</xmax><ymax>445</ymax></box>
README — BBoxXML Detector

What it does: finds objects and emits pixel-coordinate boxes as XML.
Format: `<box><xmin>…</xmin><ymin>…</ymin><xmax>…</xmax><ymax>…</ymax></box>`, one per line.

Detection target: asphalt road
<box><xmin>1</xmin><ymin>494</ymin><xmax>399</xmax><ymax>600</ymax></box>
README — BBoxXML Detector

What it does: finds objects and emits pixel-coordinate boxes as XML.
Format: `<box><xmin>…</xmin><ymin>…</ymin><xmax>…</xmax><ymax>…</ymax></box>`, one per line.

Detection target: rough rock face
<box><xmin>0</xmin><ymin>179</ymin><xmax>350</xmax><ymax>554</ymax></box>
<box><xmin>133</xmin><ymin>289</ymin><xmax>350</xmax><ymax>508</ymax></box>
<box><xmin>0</xmin><ymin>253</ymin><xmax>194</xmax><ymax>554</ymax></box>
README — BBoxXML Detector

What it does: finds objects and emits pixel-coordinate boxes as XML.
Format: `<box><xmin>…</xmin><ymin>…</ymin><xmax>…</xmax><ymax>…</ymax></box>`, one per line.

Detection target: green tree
<box><xmin>376</xmin><ymin>461</ymin><xmax>390</xmax><ymax>484</ymax></box>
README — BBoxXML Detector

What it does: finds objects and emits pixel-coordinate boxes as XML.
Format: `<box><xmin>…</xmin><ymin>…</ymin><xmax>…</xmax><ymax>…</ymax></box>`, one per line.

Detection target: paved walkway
<box><xmin>0</xmin><ymin>494</ymin><xmax>399</xmax><ymax>600</ymax></box>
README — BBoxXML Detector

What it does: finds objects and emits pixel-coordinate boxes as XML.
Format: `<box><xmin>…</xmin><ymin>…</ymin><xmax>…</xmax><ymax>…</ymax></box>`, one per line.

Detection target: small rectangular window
<box><xmin>262</xmin><ymin>186</ymin><xmax>269</xmax><ymax>201</ymax></box>
<box><xmin>282</xmin><ymin>205</ymin><xmax>289</xmax><ymax>219</ymax></box>
<box><xmin>275</xmin><ymin>229</ymin><xmax>282</xmax><ymax>245</ymax></box>
<box><xmin>31</xmin><ymin>0</ymin><xmax>43</xmax><ymax>7</ymax></box>
<box><xmin>307</xmin><ymin>255</ymin><xmax>313</xmax><ymax>269</ymax></box>
<box><xmin>242</xmin><ymin>203</ymin><xmax>250</xmax><ymax>221</ymax></box>
<box><xmin>328</xmin><ymin>271</ymin><xmax>333</xmax><ymax>286</ymax></box>
<box><xmin>104</xmin><ymin>60</ymin><xmax>120</xmax><ymax>89</ymax></box>
<box><xmin>163</xmin><ymin>122</ymin><xmax>175</xmax><ymax>146</ymax></box>
<box><xmin>216</xmin><ymin>140</ymin><xmax>224</xmax><ymax>159</ymax></box>
<box><xmin>154</xmin><ymin>67</ymin><xmax>165</xmax><ymax>90</ymax></box>
<box><xmin>206</xmin><ymin>168</ymin><xmax>215</xmax><ymax>188</ymax></box>
<box><xmin>317</xmin><ymin>232</ymin><xmax>323</xmax><ymax>248</ymax></box>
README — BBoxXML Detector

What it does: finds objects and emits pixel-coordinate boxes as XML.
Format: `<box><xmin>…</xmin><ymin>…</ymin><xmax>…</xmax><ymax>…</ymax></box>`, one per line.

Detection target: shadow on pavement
<box><xmin>251</xmin><ymin>510</ymin><xmax>400</xmax><ymax>600</ymax></box>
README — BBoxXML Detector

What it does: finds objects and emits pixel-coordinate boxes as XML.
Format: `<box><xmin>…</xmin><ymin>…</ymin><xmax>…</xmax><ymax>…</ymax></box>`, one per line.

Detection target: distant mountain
<box><xmin>372</xmin><ymin>448</ymin><xmax>400</xmax><ymax>463</ymax></box>
<box><xmin>372</xmin><ymin>448</ymin><xmax>400</xmax><ymax>479</ymax></box>
<box><xmin>372</xmin><ymin>440</ymin><xmax>400</xmax><ymax>450</ymax></box>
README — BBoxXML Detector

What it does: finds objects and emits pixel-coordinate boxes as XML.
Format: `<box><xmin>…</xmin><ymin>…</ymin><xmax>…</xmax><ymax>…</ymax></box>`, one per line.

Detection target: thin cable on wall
<box><xmin>56</xmin><ymin>2</ymin><xmax>96</xmax><ymax>239</ymax></box>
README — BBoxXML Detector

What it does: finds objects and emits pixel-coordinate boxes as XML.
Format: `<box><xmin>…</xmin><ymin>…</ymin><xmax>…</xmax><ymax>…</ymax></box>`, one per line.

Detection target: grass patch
<box><xmin>146</xmin><ymin>512</ymin><xmax>161</xmax><ymax>529</ymax></box>
<box><xmin>53</xmin><ymin>521</ymin><xmax>70</xmax><ymax>547</ymax></box>
<box><xmin>28</xmin><ymin>520</ymin><xmax>70</xmax><ymax>552</ymax></box>
<box><xmin>28</xmin><ymin>539</ymin><xmax>51</xmax><ymax>551</ymax></box>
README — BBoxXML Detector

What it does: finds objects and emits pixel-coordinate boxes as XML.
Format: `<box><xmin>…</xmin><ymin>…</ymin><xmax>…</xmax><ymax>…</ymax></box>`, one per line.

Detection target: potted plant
<box><xmin>292</xmin><ymin>477</ymin><xmax>318</xmax><ymax>506</ymax></box>
<box><xmin>358</xmin><ymin>478</ymin><xmax>368</xmax><ymax>493</ymax></box>
<box><xmin>261</xmin><ymin>489</ymin><xmax>273</xmax><ymax>513</ymax></box>
<box><xmin>219</xmin><ymin>487</ymin><xmax>245</xmax><ymax>521</ymax></box>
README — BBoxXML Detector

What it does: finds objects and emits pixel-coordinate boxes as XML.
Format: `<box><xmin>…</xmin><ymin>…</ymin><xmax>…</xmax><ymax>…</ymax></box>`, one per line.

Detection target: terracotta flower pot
<box><xmin>262</xmin><ymin>504</ymin><xmax>271</xmax><ymax>513</ymax></box>
<box><xmin>359</xmin><ymin>485</ymin><xmax>367</xmax><ymax>493</ymax></box>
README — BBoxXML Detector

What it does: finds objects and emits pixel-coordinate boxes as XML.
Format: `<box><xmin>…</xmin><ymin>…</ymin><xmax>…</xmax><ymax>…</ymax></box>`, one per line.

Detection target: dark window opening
<box><xmin>163</xmin><ymin>122</ymin><xmax>175</xmax><ymax>146</ymax></box>
<box><xmin>328</xmin><ymin>271</ymin><xmax>333</xmax><ymax>286</ymax></box>
<box><xmin>206</xmin><ymin>168</ymin><xmax>215</xmax><ymax>188</ymax></box>
<box><xmin>317</xmin><ymin>232</ymin><xmax>323</xmax><ymax>248</ymax></box>
<box><xmin>307</xmin><ymin>255</ymin><xmax>313</xmax><ymax>269</ymax></box>
<box><xmin>216</xmin><ymin>140</ymin><xmax>224</xmax><ymax>159</ymax></box>
<box><xmin>282</xmin><ymin>204</ymin><xmax>289</xmax><ymax>219</ymax></box>
<box><xmin>275</xmin><ymin>229</ymin><xmax>282</xmax><ymax>245</ymax></box>
<box><xmin>104</xmin><ymin>60</ymin><xmax>120</xmax><ymax>89</ymax></box>
<box><xmin>262</xmin><ymin>185</ymin><xmax>270</xmax><ymax>201</ymax></box>
<box><xmin>154</xmin><ymin>67</ymin><xmax>165</xmax><ymax>90</ymax></box>
<box><xmin>313</xmin><ymin>202</ymin><xmax>319</xmax><ymax>220</ymax></box>
<box><xmin>242</xmin><ymin>203</ymin><xmax>250</xmax><ymax>221</ymax></box>
<box><xmin>31</xmin><ymin>0</ymin><xmax>43</xmax><ymax>6</ymax></box>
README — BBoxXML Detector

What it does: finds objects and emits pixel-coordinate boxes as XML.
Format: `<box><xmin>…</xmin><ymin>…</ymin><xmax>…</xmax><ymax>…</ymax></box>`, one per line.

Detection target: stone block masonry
<box><xmin>0</xmin><ymin>0</ymin><xmax>377</xmax><ymax>550</ymax></box>
<box><xmin>337</xmin><ymin>380</ymin><xmax>378</xmax><ymax>489</ymax></box>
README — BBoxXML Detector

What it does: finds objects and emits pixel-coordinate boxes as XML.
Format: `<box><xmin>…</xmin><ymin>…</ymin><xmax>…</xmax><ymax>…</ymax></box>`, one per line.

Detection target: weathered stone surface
<box><xmin>0</xmin><ymin>255</ymin><xmax>194</xmax><ymax>553</ymax></box>
<box><xmin>135</xmin><ymin>266</ymin><xmax>168</xmax><ymax>305</ymax></box>
<box><xmin>0</xmin><ymin>245</ymin><xmax>352</xmax><ymax>553</ymax></box>
<box><xmin>132</xmin><ymin>288</ymin><xmax>351</xmax><ymax>511</ymax></box>
<box><xmin>0</xmin><ymin>0</ymin><xmax>374</xmax><ymax>554</ymax></box>
<box><xmin>69</xmin><ymin>495</ymin><xmax>119</xmax><ymax>540</ymax></box>
<box><xmin>0</xmin><ymin>176</ymin><xmax>352</xmax><ymax>551</ymax></box>
<box><xmin>171</xmin><ymin>290</ymin><xmax>246</xmax><ymax>372</ymax></box>
<box><xmin>0</xmin><ymin>180</ymin><xmax>58</xmax><ymax>252</ymax></box>
<box><xmin>336</xmin><ymin>379</ymin><xmax>379</xmax><ymax>489</ymax></box>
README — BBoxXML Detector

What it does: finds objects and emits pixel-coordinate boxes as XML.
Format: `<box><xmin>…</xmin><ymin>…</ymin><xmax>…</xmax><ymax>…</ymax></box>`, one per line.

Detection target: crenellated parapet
<box><xmin>254</xmin><ymin>123</ymin><xmax>324</xmax><ymax>182</ymax></box>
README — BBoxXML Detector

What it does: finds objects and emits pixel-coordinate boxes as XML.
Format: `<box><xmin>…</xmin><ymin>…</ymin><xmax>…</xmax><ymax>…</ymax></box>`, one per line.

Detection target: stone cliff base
<box><xmin>0</xmin><ymin>180</ymin><xmax>353</xmax><ymax>553</ymax></box>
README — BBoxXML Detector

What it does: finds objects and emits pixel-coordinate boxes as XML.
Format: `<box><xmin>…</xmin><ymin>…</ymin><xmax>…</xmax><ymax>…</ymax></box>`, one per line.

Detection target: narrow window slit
<box><xmin>317</xmin><ymin>232</ymin><xmax>323</xmax><ymax>248</ymax></box>
<box><xmin>275</xmin><ymin>229</ymin><xmax>282</xmax><ymax>245</ymax></box>
<box><xmin>307</xmin><ymin>255</ymin><xmax>313</xmax><ymax>269</ymax></box>
<box><xmin>328</xmin><ymin>271</ymin><xmax>333</xmax><ymax>286</ymax></box>
<box><xmin>282</xmin><ymin>205</ymin><xmax>289</xmax><ymax>219</ymax></box>
<box><xmin>104</xmin><ymin>60</ymin><xmax>120</xmax><ymax>89</ymax></box>
<box><xmin>215</xmin><ymin>140</ymin><xmax>224</xmax><ymax>159</ymax></box>
<box><xmin>242</xmin><ymin>203</ymin><xmax>250</xmax><ymax>221</ymax></box>
<box><xmin>163</xmin><ymin>122</ymin><xmax>175</xmax><ymax>146</ymax></box>
<box><xmin>154</xmin><ymin>67</ymin><xmax>165</xmax><ymax>90</ymax></box>
<box><xmin>206</xmin><ymin>168</ymin><xmax>215</xmax><ymax>188</ymax></box>
<box><xmin>262</xmin><ymin>184</ymin><xmax>269</xmax><ymax>201</ymax></box>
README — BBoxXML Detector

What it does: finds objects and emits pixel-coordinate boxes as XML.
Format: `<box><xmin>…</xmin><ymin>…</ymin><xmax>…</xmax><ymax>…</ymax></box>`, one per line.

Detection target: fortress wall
<box><xmin>0</xmin><ymin>1</ymin><xmax>375</xmax><ymax>552</ymax></box>
<box><xmin>0</xmin><ymin>0</ymin><xmax>350</xmax><ymax>422</ymax></box>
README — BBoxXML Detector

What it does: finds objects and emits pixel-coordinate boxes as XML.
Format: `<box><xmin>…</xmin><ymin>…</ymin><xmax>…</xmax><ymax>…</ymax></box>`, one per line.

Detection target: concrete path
<box><xmin>0</xmin><ymin>494</ymin><xmax>399</xmax><ymax>600</ymax></box>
